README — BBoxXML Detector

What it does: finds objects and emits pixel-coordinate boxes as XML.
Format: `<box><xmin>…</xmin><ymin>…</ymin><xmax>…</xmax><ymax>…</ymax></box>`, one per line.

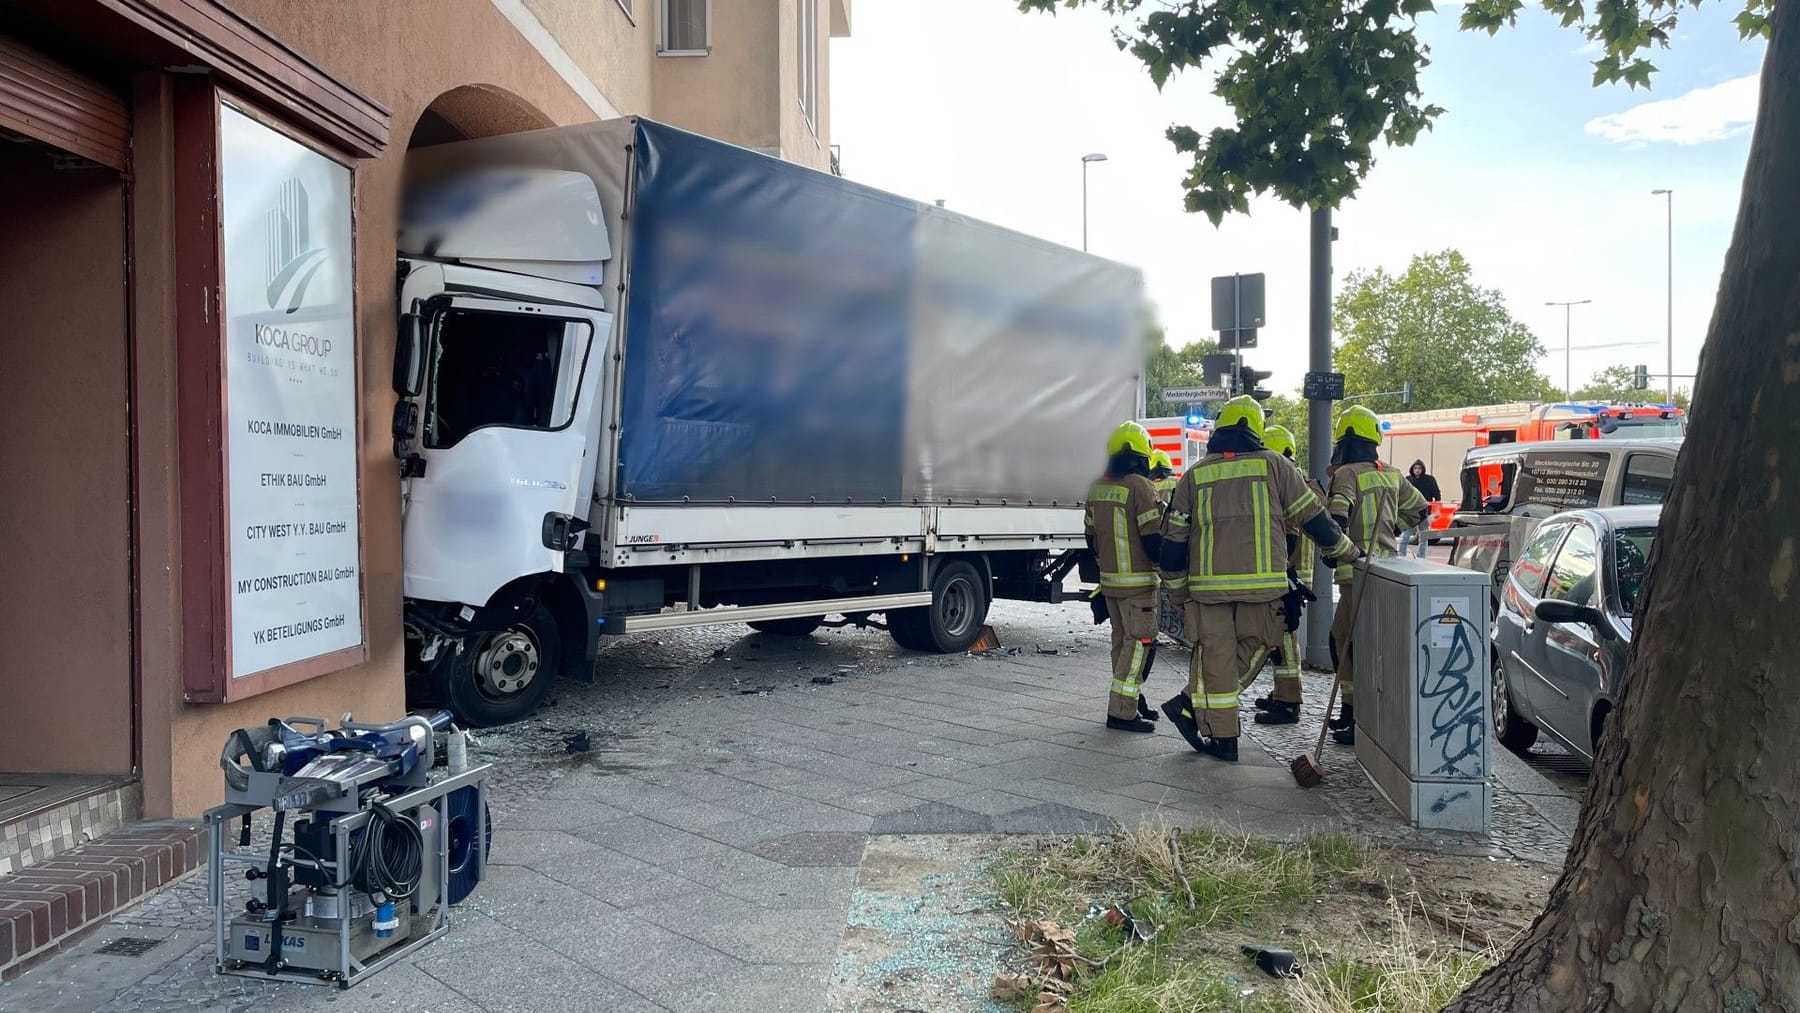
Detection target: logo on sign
<box><xmin>266</xmin><ymin>178</ymin><xmax>328</xmax><ymax>314</ymax></box>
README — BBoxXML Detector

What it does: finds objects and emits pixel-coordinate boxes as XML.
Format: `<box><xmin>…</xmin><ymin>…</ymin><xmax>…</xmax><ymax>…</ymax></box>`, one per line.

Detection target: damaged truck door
<box><xmin>397</xmin><ymin>287</ymin><xmax>609</xmax><ymax>725</ymax></box>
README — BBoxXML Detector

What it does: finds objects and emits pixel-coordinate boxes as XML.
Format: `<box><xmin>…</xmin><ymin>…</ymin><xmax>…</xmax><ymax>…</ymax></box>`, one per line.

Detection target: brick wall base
<box><xmin>0</xmin><ymin>820</ymin><xmax>204</xmax><ymax>980</ymax></box>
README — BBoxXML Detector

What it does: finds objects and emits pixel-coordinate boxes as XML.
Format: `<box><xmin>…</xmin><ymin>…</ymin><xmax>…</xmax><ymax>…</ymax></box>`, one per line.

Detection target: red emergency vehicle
<box><xmin>1140</xmin><ymin>415</ymin><xmax>1210</xmax><ymax>474</ymax></box>
<box><xmin>1382</xmin><ymin>401</ymin><xmax>1686</xmax><ymax>532</ymax></box>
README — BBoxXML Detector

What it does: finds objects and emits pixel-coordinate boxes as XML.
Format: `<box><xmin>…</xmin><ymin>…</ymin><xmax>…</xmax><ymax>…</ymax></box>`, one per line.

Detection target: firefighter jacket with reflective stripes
<box><xmin>1153</xmin><ymin>475</ymin><xmax>1179</xmax><ymax>502</ymax></box>
<box><xmin>1286</xmin><ymin>472</ymin><xmax>1327</xmax><ymax>577</ymax></box>
<box><xmin>1085</xmin><ymin>474</ymin><xmax>1163</xmax><ymax>595</ymax></box>
<box><xmin>1328</xmin><ymin>461</ymin><xmax>1429</xmax><ymax>581</ymax></box>
<box><xmin>1161</xmin><ymin>450</ymin><xmax>1352</xmax><ymax>604</ymax></box>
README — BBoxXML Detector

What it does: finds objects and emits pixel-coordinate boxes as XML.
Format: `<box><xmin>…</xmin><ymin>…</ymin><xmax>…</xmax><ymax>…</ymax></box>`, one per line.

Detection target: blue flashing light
<box><xmin>1379</xmin><ymin>420</ymin><xmax>1392</xmax><ymax>431</ymax></box>
<box><xmin>1186</xmin><ymin>413</ymin><xmax>1204</xmax><ymax>426</ymax></box>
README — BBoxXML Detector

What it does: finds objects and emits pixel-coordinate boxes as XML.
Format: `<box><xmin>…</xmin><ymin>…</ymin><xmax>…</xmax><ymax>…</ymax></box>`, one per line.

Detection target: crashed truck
<box><xmin>393</xmin><ymin>120</ymin><xmax>1146</xmax><ymax>725</ymax></box>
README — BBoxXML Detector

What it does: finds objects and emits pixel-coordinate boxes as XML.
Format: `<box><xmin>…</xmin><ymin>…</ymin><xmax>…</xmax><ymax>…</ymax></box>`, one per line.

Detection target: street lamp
<box><xmin>1546</xmin><ymin>299</ymin><xmax>1593</xmax><ymax>399</ymax></box>
<box><xmin>1652</xmin><ymin>189</ymin><xmax>1674</xmax><ymax>402</ymax></box>
<box><xmin>1081</xmin><ymin>153</ymin><xmax>1108</xmax><ymax>252</ymax></box>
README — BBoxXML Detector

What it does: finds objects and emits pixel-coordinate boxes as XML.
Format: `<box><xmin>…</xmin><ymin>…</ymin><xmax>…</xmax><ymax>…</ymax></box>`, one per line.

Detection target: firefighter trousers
<box><xmin>1104</xmin><ymin>592</ymin><xmax>1157</xmax><ymax>721</ymax></box>
<box><xmin>1265</xmin><ymin>632</ymin><xmax>1303</xmax><ymax>705</ymax></box>
<box><xmin>1183</xmin><ymin>601</ymin><xmax>1282</xmax><ymax>739</ymax></box>
<box><xmin>1330</xmin><ymin>579</ymin><xmax>1358</xmax><ymax>704</ymax></box>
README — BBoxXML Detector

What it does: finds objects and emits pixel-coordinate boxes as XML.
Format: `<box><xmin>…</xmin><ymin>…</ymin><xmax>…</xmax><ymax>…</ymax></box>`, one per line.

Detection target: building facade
<box><xmin>0</xmin><ymin>0</ymin><xmax>850</xmax><ymax>827</ymax></box>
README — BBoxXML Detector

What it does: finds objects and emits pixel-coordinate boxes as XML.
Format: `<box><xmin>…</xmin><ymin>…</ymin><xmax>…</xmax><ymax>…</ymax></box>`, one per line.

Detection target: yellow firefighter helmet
<box><xmin>1335</xmin><ymin>405</ymin><xmax>1383</xmax><ymax>445</ymax></box>
<box><xmin>1106</xmin><ymin>421</ymin><xmax>1153</xmax><ymax>459</ymax></box>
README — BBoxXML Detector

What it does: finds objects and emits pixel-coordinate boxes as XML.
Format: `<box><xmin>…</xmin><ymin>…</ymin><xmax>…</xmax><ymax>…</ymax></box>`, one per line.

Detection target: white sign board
<box><xmin>1161</xmin><ymin>385</ymin><xmax>1231</xmax><ymax>402</ymax></box>
<box><xmin>220</xmin><ymin>105</ymin><xmax>363</xmax><ymax>679</ymax></box>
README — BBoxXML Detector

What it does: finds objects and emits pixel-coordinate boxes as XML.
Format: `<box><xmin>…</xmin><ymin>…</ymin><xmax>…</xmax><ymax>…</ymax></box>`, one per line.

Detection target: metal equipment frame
<box><xmin>203</xmin><ymin>763</ymin><xmax>491</xmax><ymax>988</ymax></box>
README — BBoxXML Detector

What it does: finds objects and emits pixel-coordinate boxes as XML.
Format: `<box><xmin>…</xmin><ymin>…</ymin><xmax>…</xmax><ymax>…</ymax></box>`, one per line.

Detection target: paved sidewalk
<box><xmin>1</xmin><ymin>601</ymin><xmax>1575</xmax><ymax>1012</ymax></box>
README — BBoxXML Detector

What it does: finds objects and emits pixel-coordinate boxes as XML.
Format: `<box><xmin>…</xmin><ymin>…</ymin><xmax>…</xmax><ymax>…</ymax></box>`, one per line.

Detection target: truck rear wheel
<box><xmin>435</xmin><ymin>603</ymin><xmax>561</xmax><ymax>727</ymax></box>
<box><xmin>748</xmin><ymin>617</ymin><xmax>824</xmax><ymax>637</ymax></box>
<box><xmin>889</xmin><ymin>560</ymin><xmax>988</xmax><ymax>653</ymax></box>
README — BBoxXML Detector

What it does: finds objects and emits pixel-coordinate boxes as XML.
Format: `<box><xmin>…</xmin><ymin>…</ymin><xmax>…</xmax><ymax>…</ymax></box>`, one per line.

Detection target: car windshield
<box><xmin>1613</xmin><ymin>526</ymin><xmax>1657</xmax><ymax>616</ymax></box>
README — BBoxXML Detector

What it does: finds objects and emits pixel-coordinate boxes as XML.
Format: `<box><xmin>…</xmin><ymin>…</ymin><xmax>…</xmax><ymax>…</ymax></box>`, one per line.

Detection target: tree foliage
<box><xmin>1019</xmin><ymin>0</ymin><xmax>1774</xmax><ymax>221</ymax></box>
<box><xmin>1144</xmin><ymin>331</ymin><xmax>1223</xmax><ymax>417</ymax></box>
<box><xmin>1335</xmin><ymin>250</ymin><xmax>1558</xmax><ymax>411</ymax></box>
<box><xmin>1572</xmin><ymin>363</ymin><xmax>1692</xmax><ymax>409</ymax></box>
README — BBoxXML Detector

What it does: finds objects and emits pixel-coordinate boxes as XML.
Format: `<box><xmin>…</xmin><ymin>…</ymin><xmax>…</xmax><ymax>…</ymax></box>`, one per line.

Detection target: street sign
<box><xmin>1220</xmin><ymin>327</ymin><xmax>1258</xmax><ymax>350</ymax></box>
<box><xmin>1210</xmin><ymin>273</ymin><xmax>1266</xmax><ymax>333</ymax></box>
<box><xmin>1162</xmin><ymin>385</ymin><xmax>1231</xmax><ymax>402</ymax></box>
<box><xmin>1303</xmin><ymin>371</ymin><xmax>1346</xmax><ymax>400</ymax></box>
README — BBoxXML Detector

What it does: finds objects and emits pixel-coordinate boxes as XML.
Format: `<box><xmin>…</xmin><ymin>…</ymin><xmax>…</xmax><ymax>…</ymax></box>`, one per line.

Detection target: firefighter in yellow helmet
<box><xmin>1084</xmin><ymin>421</ymin><xmax>1164</xmax><ymax>732</ymax></box>
<box><xmin>1325</xmin><ymin>405</ymin><xmax>1429</xmax><ymax>745</ymax></box>
<box><xmin>1149</xmin><ymin>449</ymin><xmax>1178</xmax><ymax>501</ymax></box>
<box><xmin>1158</xmin><ymin>398</ymin><xmax>1358</xmax><ymax>761</ymax></box>
<box><xmin>1246</xmin><ymin>424</ymin><xmax>1322</xmax><ymax>725</ymax></box>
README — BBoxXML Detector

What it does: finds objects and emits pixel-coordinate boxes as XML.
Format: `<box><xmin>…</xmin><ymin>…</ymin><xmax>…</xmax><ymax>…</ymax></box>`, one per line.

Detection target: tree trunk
<box><xmin>1448</xmin><ymin>14</ymin><xmax>1800</xmax><ymax>1013</ymax></box>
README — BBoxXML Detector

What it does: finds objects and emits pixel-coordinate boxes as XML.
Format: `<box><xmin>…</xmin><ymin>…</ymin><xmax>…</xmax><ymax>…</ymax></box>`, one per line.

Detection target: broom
<box><xmin>1290</xmin><ymin>561</ymin><xmax>1367</xmax><ymax>789</ymax></box>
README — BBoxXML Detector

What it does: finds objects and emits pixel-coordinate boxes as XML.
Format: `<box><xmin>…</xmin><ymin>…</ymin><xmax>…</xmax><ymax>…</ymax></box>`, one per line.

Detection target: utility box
<box><xmin>1353</xmin><ymin>557</ymin><xmax>1492</xmax><ymax>832</ymax></box>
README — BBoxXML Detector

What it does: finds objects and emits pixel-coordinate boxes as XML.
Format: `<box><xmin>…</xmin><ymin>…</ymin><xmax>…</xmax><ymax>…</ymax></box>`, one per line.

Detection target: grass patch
<box><xmin>992</xmin><ymin>823</ymin><xmax>1498</xmax><ymax>1012</ymax></box>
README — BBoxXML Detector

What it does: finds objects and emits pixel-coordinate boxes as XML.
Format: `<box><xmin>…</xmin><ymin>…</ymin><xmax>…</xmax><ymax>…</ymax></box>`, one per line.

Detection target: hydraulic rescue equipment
<box><xmin>205</xmin><ymin>710</ymin><xmax>492</xmax><ymax>987</ymax></box>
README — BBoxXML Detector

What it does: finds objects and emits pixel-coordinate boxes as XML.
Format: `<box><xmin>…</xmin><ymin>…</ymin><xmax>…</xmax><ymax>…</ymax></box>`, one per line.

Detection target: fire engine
<box><xmin>1139</xmin><ymin>414</ymin><xmax>1210</xmax><ymax>474</ymax></box>
<box><xmin>1383</xmin><ymin>401</ymin><xmax>1686</xmax><ymax>531</ymax></box>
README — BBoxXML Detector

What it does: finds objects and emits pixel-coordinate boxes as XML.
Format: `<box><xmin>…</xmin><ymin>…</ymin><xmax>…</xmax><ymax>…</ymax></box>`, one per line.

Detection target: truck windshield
<box><xmin>425</xmin><ymin>308</ymin><xmax>591</xmax><ymax>449</ymax></box>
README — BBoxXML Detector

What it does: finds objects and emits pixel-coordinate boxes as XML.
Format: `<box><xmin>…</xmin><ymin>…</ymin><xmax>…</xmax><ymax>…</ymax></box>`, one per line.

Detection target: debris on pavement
<box><xmin>560</xmin><ymin>729</ymin><xmax>591</xmax><ymax>754</ymax></box>
<box><xmin>967</xmin><ymin>625</ymin><xmax>1001</xmax><ymax>653</ymax></box>
<box><xmin>811</xmin><ymin>675</ymin><xmax>836</xmax><ymax>685</ymax></box>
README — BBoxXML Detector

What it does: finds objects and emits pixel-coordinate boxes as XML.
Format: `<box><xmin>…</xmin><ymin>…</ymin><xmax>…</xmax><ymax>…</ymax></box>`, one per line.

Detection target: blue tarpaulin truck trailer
<box><xmin>394</xmin><ymin>119</ymin><xmax>1145</xmax><ymax>725</ymax></box>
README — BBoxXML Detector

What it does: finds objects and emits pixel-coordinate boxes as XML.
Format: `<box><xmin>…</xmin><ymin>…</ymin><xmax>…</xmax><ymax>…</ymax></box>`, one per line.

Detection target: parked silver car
<box><xmin>1490</xmin><ymin>505</ymin><xmax>1658</xmax><ymax>761</ymax></box>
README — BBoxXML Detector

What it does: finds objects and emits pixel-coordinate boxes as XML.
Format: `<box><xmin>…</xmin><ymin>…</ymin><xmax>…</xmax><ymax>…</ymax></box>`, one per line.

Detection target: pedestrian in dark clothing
<box><xmin>1399</xmin><ymin>460</ymin><xmax>1441</xmax><ymax>557</ymax></box>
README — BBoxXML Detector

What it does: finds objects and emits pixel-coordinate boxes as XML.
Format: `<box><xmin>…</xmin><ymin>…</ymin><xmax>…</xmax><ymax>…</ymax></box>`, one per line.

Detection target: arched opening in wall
<box><xmin>398</xmin><ymin>83</ymin><xmax>608</xmax><ymax>725</ymax></box>
<box><xmin>407</xmin><ymin>84</ymin><xmax>554</xmax><ymax>148</ymax></box>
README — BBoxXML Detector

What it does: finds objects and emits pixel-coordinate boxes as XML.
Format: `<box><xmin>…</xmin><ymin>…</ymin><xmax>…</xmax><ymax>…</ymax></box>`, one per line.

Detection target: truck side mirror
<box><xmin>394</xmin><ymin>310</ymin><xmax>427</xmax><ymax>397</ymax></box>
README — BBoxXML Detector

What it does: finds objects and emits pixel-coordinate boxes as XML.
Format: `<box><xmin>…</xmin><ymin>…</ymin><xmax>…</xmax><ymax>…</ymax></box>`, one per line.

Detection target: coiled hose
<box><xmin>350</xmin><ymin>801</ymin><xmax>423</xmax><ymax>901</ymax></box>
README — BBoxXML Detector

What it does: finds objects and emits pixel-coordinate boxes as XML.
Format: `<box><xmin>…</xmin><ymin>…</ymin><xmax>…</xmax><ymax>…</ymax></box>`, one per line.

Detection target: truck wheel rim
<box><xmin>1490</xmin><ymin>657</ymin><xmax>1510</xmax><ymax>737</ymax></box>
<box><xmin>940</xmin><ymin>578</ymin><xmax>974</xmax><ymax>638</ymax></box>
<box><xmin>475</xmin><ymin>629</ymin><xmax>540</xmax><ymax>698</ymax></box>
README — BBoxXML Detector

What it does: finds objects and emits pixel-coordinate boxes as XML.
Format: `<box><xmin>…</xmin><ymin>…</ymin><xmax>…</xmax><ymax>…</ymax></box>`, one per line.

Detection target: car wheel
<box><xmin>1490</xmin><ymin>652</ymin><xmax>1538</xmax><ymax>753</ymax></box>
<box><xmin>888</xmin><ymin>560</ymin><xmax>989</xmax><ymax>653</ymax></box>
<box><xmin>435</xmin><ymin>603</ymin><xmax>561</xmax><ymax>728</ymax></box>
<box><xmin>748</xmin><ymin>617</ymin><xmax>824</xmax><ymax>637</ymax></box>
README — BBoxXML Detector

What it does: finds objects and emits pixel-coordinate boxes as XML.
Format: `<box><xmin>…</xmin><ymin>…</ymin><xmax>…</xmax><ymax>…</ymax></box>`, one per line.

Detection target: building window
<box><xmin>660</xmin><ymin>0</ymin><xmax>709</xmax><ymax>54</ymax></box>
<box><xmin>797</xmin><ymin>0</ymin><xmax>819</xmax><ymax>135</ymax></box>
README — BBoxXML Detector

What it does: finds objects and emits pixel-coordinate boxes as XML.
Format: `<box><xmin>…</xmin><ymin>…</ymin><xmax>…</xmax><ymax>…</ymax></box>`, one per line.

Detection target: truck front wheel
<box><xmin>435</xmin><ymin>603</ymin><xmax>561</xmax><ymax>727</ymax></box>
<box><xmin>889</xmin><ymin>560</ymin><xmax>989</xmax><ymax>653</ymax></box>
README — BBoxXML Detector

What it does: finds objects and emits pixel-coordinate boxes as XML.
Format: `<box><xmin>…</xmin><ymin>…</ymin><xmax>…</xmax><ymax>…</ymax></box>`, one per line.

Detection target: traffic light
<box><xmin>1401</xmin><ymin>380</ymin><xmax>1414</xmax><ymax>407</ymax></box>
<box><xmin>1201</xmin><ymin>353</ymin><xmax>1236</xmax><ymax>387</ymax></box>
<box><xmin>1633</xmin><ymin>365</ymin><xmax>1649</xmax><ymax>390</ymax></box>
<box><xmin>1237</xmin><ymin>364</ymin><xmax>1274</xmax><ymax>401</ymax></box>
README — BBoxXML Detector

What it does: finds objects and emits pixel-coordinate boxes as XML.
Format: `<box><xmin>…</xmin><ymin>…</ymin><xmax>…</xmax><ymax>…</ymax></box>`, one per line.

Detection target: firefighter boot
<box><xmin>1105</xmin><ymin>715</ymin><xmax>1157</xmax><ymax>733</ymax></box>
<box><xmin>1331</xmin><ymin>724</ymin><xmax>1355</xmax><ymax>746</ymax></box>
<box><xmin>1195</xmin><ymin>735</ymin><xmax>1239</xmax><ymax>763</ymax></box>
<box><xmin>1136</xmin><ymin>697</ymin><xmax>1159</xmax><ymax>721</ymax></box>
<box><xmin>1328</xmin><ymin>702</ymin><xmax>1355</xmax><ymax>732</ymax></box>
<box><xmin>1253</xmin><ymin>700</ymin><xmax>1300</xmax><ymax>725</ymax></box>
<box><xmin>1161</xmin><ymin>694</ymin><xmax>1206</xmax><ymax>753</ymax></box>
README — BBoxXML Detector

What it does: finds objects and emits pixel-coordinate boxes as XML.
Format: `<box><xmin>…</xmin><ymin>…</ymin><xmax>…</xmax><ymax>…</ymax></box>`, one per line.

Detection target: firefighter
<box><xmin>1084</xmin><ymin>421</ymin><xmax>1164</xmax><ymax>732</ymax></box>
<box><xmin>1325</xmin><ymin>405</ymin><xmax>1429</xmax><ymax>745</ymax></box>
<box><xmin>1249</xmin><ymin>424</ymin><xmax>1318</xmax><ymax>726</ymax></box>
<box><xmin>1149</xmin><ymin>449</ymin><xmax>1178</xmax><ymax>501</ymax></box>
<box><xmin>1158</xmin><ymin>397</ymin><xmax>1358</xmax><ymax>761</ymax></box>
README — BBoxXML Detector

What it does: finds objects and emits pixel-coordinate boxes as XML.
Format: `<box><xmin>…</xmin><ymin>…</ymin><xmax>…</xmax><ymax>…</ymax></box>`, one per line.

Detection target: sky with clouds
<box><xmin>830</xmin><ymin>0</ymin><xmax>1766</xmax><ymax>402</ymax></box>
